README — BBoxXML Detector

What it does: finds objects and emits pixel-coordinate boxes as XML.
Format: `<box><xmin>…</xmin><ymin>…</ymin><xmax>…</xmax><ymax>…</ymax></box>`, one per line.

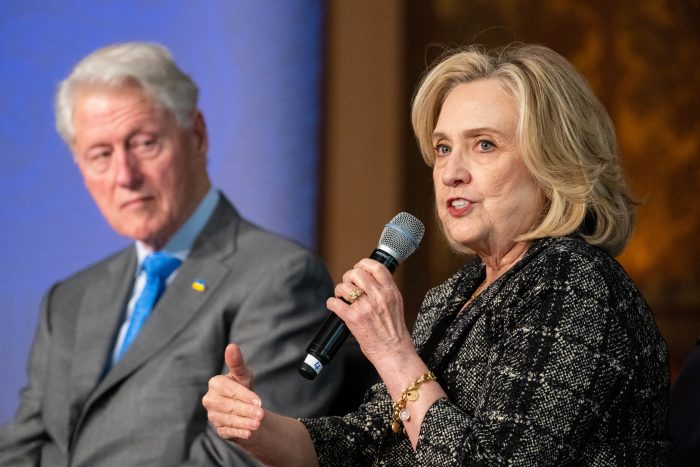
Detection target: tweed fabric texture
<box><xmin>301</xmin><ymin>236</ymin><xmax>670</xmax><ymax>466</ymax></box>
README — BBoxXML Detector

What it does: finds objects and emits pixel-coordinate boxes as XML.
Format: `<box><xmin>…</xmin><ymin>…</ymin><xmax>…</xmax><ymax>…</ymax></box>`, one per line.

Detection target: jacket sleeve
<box><xmin>300</xmin><ymin>382</ymin><xmax>401</xmax><ymax>466</ymax></box>
<box><xmin>0</xmin><ymin>288</ymin><xmax>55</xmax><ymax>466</ymax></box>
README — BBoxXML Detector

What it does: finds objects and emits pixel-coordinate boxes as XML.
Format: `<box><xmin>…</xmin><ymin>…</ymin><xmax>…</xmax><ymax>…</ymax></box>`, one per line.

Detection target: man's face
<box><xmin>71</xmin><ymin>85</ymin><xmax>209</xmax><ymax>250</ymax></box>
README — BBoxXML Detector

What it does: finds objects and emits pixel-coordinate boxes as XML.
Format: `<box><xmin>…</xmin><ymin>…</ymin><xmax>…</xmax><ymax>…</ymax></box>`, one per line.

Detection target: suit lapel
<box><xmin>69</xmin><ymin>249</ymin><xmax>136</xmax><ymax>412</ymax></box>
<box><xmin>80</xmin><ymin>198</ymin><xmax>240</xmax><ymax>413</ymax></box>
<box><xmin>93</xmin><ymin>259</ymin><xmax>229</xmax><ymax>393</ymax></box>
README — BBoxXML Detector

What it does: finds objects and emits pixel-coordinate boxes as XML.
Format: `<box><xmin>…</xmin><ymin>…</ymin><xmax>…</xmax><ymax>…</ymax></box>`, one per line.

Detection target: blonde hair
<box><xmin>55</xmin><ymin>42</ymin><xmax>198</xmax><ymax>144</ymax></box>
<box><xmin>412</xmin><ymin>43</ymin><xmax>635</xmax><ymax>256</ymax></box>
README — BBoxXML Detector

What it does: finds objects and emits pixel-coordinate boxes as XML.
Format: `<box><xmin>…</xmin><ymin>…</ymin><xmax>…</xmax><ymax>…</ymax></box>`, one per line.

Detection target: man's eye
<box><xmin>135</xmin><ymin>139</ymin><xmax>155</xmax><ymax>148</ymax></box>
<box><xmin>84</xmin><ymin>149</ymin><xmax>112</xmax><ymax>173</ymax></box>
<box><xmin>131</xmin><ymin>137</ymin><xmax>160</xmax><ymax>156</ymax></box>
<box><xmin>88</xmin><ymin>149</ymin><xmax>111</xmax><ymax>160</ymax></box>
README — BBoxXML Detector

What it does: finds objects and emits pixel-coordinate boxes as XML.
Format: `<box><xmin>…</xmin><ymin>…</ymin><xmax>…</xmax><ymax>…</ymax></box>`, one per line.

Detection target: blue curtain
<box><xmin>0</xmin><ymin>0</ymin><xmax>324</xmax><ymax>424</ymax></box>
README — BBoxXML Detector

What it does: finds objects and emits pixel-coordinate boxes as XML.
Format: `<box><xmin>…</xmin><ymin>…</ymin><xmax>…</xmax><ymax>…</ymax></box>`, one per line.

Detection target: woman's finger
<box><xmin>207</xmin><ymin>373</ymin><xmax>262</xmax><ymax>407</ymax></box>
<box><xmin>353</xmin><ymin>258</ymin><xmax>396</xmax><ymax>287</ymax></box>
<box><xmin>203</xmin><ymin>390</ymin><xmax>263</xmax><ymax>419</ymax></box>
<box><xmin>224</xmin><ymin>343</ymin><xmax>254</xmax><ymax>389</ymax></box>
<box><xmin>216</xmin><ymin>425</ymin><xmax>255</xmax><ymax>441</ymax></box>
<box><xmin>203</xmin><ymin>378</ymin><xmax>265</xmax><ymax>441</ymax></box>
<box><xmin>207</xmin><ymin>401</ymin><xmax>263</xmax><ymax>431</ymax></box>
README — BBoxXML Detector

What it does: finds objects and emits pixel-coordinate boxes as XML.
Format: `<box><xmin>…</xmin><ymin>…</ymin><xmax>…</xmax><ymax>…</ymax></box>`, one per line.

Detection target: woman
<box><xmin>203</xmin><ymin>43</ymin><xmax>670</xmax><ymax>465</ymax></box>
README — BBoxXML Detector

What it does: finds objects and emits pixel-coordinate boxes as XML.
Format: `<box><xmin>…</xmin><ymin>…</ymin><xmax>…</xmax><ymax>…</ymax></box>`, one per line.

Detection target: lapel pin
<box><xmin>191</xmin><ymin>279</ymin><xmax>206</xmax><ymax>292</ymax></box>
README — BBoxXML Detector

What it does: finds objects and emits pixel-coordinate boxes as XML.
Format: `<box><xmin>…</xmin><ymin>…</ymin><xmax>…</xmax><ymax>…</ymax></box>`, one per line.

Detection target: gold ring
<box><xmin>347</xmin><ymin>287</ymin><xmax>365</xmax><ymax>303</ymax></box>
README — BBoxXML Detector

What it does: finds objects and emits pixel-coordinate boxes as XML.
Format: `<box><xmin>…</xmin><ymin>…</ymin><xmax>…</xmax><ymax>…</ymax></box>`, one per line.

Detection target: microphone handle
<box><xmin>298</xmin><ymin>248</ymin><xmax>397</xmax><ymax>380</ymax></box>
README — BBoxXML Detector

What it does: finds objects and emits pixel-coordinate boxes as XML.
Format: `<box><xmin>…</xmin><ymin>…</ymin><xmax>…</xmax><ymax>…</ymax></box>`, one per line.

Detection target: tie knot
<box><xmin>142</xmin><ymin>252</ymin><xmax>182</xmax><ymax>279</ymax></box>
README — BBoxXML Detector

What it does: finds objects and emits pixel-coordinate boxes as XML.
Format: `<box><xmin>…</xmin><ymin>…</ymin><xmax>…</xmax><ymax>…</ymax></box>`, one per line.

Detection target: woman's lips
<box><xmin>446</xmin><ymin>197</ymin><xmax>474</xmax><ymax>216</ymax></box>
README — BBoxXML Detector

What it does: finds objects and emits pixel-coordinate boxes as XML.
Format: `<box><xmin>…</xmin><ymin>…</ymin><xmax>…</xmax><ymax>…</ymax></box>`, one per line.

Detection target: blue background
<box><xmin>0</xmin><ymin>0</ymin><xmax>324</xmax><ymax>424</ymax></box>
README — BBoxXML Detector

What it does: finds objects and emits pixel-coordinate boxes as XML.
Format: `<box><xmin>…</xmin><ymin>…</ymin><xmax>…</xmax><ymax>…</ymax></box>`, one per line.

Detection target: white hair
<box><xmin>55</xmin><ymin>42</ymin><xmax>199</xmax><ymax>143</ymax></box>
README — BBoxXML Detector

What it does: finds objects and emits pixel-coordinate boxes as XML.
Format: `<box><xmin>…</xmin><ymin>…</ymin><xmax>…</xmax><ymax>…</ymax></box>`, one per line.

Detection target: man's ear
<box><xmin>191</xmin><ymin>110</ymin><xmax>208</xmax><ymax>159</ymax></box>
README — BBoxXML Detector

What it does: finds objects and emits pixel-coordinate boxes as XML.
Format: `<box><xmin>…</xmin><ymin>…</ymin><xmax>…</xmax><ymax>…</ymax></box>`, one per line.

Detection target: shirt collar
<box><xmin>134</xmin><ymin>188</ymin><xmax>220</xmax><ymax>270</ymax></box>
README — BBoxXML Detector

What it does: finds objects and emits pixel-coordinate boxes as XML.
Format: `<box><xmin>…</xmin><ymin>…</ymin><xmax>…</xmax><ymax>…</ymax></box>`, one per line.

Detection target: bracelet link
<box><xmin>390</xmin><ymin>371</ymin><xmax>437</xmax><ymax>433</ymax></box>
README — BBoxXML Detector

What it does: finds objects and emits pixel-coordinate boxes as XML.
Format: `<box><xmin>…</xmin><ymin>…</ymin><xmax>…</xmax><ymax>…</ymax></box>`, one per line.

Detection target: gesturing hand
<box><xmin>224</xmin><ymin>342</ymin><xmax>254</xmax><ymax>389</ymax></box>
<box><xmin>203</xmin><ymin>343</ymin><xmax>265</xmax><ymax>440</ymax></box>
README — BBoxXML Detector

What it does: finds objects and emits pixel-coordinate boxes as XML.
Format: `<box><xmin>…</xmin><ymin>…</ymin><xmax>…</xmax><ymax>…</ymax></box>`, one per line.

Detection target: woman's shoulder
<box><xmin>486</xmin><ymin>235</ymin><xmax>654</xmax><ymax>341</ymax></box>
<box><xmin>528</xmin><ymin>235</ymin><xmax>629</xmax><ymax>285</ymax></box>
<box><xmin>517</xmin><ymin>236</ymin><xmax>658</xmax><ymax>345</ymax></box>
<box><xmin>536</xmin><ymin>234</ymin><xmax>610</xmax><ymax>260</ymax></box>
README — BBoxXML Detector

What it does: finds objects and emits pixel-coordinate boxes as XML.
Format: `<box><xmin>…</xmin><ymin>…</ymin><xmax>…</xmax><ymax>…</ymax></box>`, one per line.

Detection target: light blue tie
<box><xmin>115</xmin><ymin>252</ymin><xmax>181</xmax><ymax>362</ymax></box>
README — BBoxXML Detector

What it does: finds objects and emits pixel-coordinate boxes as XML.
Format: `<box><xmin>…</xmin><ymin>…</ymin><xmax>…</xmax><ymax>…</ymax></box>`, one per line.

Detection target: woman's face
<box><xmin>432</xmin><ymin>79</ymin><xmax>543</xmax><ymax>257</ymax></box>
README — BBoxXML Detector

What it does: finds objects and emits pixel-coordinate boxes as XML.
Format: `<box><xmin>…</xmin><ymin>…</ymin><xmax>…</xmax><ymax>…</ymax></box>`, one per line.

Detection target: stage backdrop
<box><xmin>0</xmin><ymin>0</ymin><xmax>324</xmax><ymax>424</ymax></box>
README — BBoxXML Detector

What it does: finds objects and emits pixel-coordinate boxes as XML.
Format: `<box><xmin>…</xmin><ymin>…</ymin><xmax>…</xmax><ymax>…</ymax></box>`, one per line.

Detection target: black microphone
<box><xmin>298</xmin><ymin>212</ymin><xmax>425</xmax><ymax>380</ymax></box>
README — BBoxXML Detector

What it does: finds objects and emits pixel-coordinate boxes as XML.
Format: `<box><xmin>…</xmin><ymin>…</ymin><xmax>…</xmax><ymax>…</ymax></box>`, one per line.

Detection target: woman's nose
<box><xmin>441</xmin><ymin>151</ymin><xmax>470</xmax><ymax>187</ymax></box>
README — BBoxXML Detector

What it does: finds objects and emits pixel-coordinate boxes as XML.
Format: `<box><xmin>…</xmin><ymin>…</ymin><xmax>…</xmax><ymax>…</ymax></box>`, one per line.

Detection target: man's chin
<box><xmin>117</xmin><ymin>226</ymin><xmax>167</xmax><ymax>250</ymax></box>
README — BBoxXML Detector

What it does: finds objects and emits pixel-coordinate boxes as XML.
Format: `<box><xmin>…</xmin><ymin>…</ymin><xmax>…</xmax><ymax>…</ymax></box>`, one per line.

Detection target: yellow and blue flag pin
<box><xmin>191</xmin><ymin>279</ymin><xmax>206</xmax><ymax>292</ymax></box>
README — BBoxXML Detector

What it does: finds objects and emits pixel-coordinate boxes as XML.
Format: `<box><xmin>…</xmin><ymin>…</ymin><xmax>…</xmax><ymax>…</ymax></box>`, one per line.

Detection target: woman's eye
<box><xmin>477</xmin><ymin>140</ymin><xmax>495</xmax><ymax>151</ymax></box>
<box><xmin>434</xmin><ymin>144</ymin><xmax>451</xmax><ymax>156</ymax></box>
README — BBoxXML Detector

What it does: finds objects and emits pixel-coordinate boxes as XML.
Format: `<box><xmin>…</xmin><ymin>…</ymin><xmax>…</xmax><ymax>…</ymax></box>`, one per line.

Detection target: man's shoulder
<box><xmin>55</xmin><ymin>246</ymin><xmax>134</xmax><ymax>288</ymax></box>
<box><xmin>201</xmin><ymin>196</ymin><xmax>320</xmax><ymax>262</ymax></box>
<box><xmin>37</xmin><ymin>247</ymin><xmax>133</xmax><ymax>325</ymax></box>
<box><xmin>239</xmin><ymin>218</ymin><xmax>306</xmax><ymax>250</ymax></box>
<box><xmin>200</xmin><ymin>211</ymin><xmax>330</xmax><ymax>288</ymax></box>
<box><xmin>236</xmin><ymin>219</ymin><xmax>311</xmax><ymax>254</ymax></box>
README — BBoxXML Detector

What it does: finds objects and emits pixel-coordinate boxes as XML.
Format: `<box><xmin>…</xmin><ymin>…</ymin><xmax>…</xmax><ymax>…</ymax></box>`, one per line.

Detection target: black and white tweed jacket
<box><xmin>301</xmin><ymin>235</ymin><xmax>670</xmax><ymax>466</ymax></box>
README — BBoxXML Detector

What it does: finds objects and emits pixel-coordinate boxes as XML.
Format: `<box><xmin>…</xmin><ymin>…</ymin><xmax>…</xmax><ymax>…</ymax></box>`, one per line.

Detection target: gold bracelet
<box><xmin>391</xmin><ymin>371</ymin><xmax>437</xmax><ymax>433</ymax></box>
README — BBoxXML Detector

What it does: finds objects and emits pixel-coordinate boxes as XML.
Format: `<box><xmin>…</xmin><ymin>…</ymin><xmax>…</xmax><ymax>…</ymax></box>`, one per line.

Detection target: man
<box><xmin>0</xmin><ymin>42</ymin><xmax>342</xmax><ymax>466</ymax></box>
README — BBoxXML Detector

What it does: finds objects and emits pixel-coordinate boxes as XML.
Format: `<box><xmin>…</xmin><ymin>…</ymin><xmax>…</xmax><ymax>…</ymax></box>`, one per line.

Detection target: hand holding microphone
<box><xmin>299</xmin><ymin>212</ymin><xmax>424</xmax><ymax>380</ymax></box>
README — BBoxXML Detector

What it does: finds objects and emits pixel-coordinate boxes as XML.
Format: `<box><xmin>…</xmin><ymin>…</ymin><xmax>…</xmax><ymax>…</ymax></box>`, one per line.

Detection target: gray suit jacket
<box><xmin>0</xmin><ymin>197</ymin><xmax>342</xmax><ymax>466</ymax></box>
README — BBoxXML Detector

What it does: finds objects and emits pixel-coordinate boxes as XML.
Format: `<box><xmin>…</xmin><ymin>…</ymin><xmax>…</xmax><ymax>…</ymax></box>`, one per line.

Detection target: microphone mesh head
<box><xmin>377</xmin><ymin>212</ymin><xmax>425</xmax><ymax>263</ymax></box>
